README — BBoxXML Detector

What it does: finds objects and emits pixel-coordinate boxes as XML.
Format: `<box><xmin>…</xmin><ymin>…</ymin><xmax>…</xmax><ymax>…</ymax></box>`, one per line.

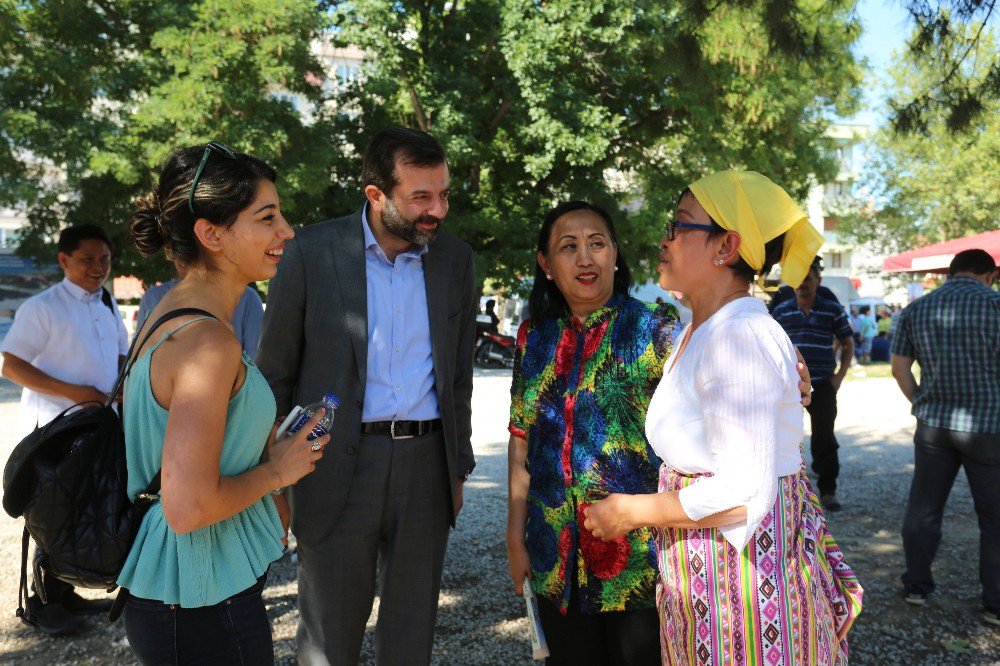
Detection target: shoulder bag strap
<box><xmin>104</xmin><ymin>307</ymin><xmax>218</xmax><ymax>409</ymax></box>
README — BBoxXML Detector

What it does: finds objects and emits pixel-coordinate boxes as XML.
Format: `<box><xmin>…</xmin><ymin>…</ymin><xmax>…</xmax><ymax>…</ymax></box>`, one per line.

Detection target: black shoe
<box><xmin>821</xmin><ymin>494</ymin><xmax>842</xmax><ymax>512</ymax></box>
<box><xmin>24</xmin><ymin>595</ymin><xmax>84</xmax><ymax>636</ymax></box>
<box><xmin>59</xmin><ymin>589</ymin><xmax>114</xmax><ymax>615</ymax></box>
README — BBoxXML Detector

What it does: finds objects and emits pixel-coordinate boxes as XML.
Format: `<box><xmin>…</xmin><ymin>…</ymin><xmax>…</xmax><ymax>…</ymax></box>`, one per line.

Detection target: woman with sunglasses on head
<box><xmin>506</xmin><ymin>200</ymin><xmax>681</xmax><ymax>665</ymax></box>
<box><xmin>118</xmin><ymin>143</ymin><xmax>328</xmax><ymax>664</ymax></box>
<box><xmin>585</xmin><ymin>171</ymin><xmax>863</xmax><ymax>664</ymax></box>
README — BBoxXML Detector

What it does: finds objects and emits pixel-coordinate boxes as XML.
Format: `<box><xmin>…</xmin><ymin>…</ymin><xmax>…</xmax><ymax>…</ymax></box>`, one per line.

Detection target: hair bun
<box><xmin>129</xmin><ymin>192</ymin><xmax>169</xmax><ymax>257</ymax></box>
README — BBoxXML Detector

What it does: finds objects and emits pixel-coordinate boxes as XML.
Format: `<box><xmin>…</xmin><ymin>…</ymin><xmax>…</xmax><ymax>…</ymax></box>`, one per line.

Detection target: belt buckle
<box><xmin>390</xmin><ymin>421</ymin><xmax>414</xmax><ymax>440</ymax></box>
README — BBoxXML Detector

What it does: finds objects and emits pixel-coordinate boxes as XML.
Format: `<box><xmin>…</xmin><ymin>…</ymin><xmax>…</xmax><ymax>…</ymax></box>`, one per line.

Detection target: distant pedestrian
<box><xmin>0</xmin><ymin>224</ymin><xmax>126</xmax><ymax>635</ymax></box>
<box><xmin>136</xmin><ymin>258</ymin><xmax>264</xmax><ymax>355</ymax></box>
<box><xmin>771</xmin><ymin>256</ymin><xmax>854</xmax><ymax>511</ymax></box>
<box><xmin>857</xmin><ymin>305</ymin><xmax>876</xmax><ymax>364</ymax></box>
<box><xmin>891</xmin><ymin>249</ymin><xmax>1000</xmax><ymax>627</ymax></box>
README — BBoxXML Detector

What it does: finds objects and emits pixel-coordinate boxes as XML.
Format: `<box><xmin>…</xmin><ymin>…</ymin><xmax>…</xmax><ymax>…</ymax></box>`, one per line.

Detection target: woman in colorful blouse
<box><xmin>584</xmin><ymin>171</ymin><xmax>863</xmax><ymax>665</ymax></box>
<box><xmin>506</xmin><ymin>200</ymin><xmax>679</xmax><ymax>664</ymax></box>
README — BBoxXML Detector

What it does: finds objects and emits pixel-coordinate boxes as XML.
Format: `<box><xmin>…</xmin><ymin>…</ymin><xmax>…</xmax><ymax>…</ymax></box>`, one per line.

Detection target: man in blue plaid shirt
<box><xmin>891</xmin><ymin>249</ymin><xmax>1000</xmax><ymax>626</ymax></box>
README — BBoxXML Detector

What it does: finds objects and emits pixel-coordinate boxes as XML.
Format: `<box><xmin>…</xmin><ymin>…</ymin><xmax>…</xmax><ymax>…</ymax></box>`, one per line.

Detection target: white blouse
<box><xmin>646</xmin><ymin>296</ymin><xmax>804</xmax><ymax>552</ymax></box>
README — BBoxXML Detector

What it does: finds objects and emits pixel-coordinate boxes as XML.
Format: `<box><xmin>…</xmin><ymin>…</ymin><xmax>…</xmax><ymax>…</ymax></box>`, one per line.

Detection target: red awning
<box><xmin>882</xmin><ymin>229</ymin><xmax>1000</xmax><ymax>273</ymax></box>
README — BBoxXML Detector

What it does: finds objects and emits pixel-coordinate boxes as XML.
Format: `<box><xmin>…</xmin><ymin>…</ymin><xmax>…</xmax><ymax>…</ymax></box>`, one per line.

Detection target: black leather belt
<box><xmin>361</xmin><ymin>419</ymin><xmax>441</xmax><ymax>439</ymax></box>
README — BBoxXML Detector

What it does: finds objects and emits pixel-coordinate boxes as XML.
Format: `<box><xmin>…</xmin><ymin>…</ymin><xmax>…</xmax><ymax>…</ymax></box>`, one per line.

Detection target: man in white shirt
<box><xmin>0</xmin><ymin>224</ymin><xmax>128</xmax><ymax>635</ymax></box>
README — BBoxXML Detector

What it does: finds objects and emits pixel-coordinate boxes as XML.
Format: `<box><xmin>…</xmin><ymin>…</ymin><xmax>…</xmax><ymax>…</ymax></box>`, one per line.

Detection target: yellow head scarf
<box><xmin>687</xmin><ymin>171</ymin><xmax>824</xmax><ymax>289</ymax></box>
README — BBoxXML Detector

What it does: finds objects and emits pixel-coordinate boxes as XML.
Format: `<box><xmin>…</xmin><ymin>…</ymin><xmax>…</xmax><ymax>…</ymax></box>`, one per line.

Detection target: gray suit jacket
<box><xmin>255</xmin><ymin>209</ymin><xmax>477</xmax><ymax>543</ymax></box>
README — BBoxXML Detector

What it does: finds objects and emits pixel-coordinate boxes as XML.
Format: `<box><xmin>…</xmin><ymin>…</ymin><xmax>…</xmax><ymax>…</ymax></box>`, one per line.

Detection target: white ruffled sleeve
<box><xmin>676</xmin><ymin>317</ymin><xmax>790</xmax><ymax>553</ymax></box>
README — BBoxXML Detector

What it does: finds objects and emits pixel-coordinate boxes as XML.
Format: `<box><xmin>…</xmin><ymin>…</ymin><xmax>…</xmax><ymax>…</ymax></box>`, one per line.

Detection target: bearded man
<box><xmin>256</xmin><ymin>127</ymin><xmax>477</xmax><ymax>665</ymax></box>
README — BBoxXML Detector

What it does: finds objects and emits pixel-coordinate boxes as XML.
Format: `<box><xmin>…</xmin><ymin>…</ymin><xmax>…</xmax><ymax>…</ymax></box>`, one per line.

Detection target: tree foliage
<box><xmin>891</xmin><ymin>0</ymin><xmax>999</xmax><ymax>133</ymax></box>
<box><xmin>838</xmin><ymin>26</ymin><xmax>999</xmax><ymax>253</ymax></box>
<box><xmin>1</xmin><ymin>0</ymin><xmax>863</xmax><ymax>286</ymax></box>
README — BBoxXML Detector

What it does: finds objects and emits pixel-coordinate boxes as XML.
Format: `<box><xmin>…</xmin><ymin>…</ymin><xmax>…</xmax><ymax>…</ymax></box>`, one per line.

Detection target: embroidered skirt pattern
<box><xmin>655</xmin><ymin>465</ymin><xmax>863</xmax><ymax>665</ymax></box>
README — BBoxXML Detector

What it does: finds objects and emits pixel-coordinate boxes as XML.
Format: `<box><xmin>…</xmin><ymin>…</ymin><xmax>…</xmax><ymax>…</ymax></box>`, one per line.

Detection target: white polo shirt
<box><xmin>0</xmin><ymin>277</ymin><xmax>129</xmax><ymax>436</ymax></box>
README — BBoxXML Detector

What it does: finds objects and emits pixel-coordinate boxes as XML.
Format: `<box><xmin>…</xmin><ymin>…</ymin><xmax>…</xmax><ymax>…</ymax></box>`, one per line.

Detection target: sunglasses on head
<box><xmin>188</xmin><ymin>142</ymin><xmax>238</xmax><ymax>215</ymax></box>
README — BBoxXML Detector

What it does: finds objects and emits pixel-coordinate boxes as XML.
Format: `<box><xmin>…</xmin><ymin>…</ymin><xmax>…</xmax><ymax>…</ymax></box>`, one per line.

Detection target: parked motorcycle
<box><xmin>474</xmin><ymin>315</ymin><xmax>515</xmax><ymax>368</ymax></box>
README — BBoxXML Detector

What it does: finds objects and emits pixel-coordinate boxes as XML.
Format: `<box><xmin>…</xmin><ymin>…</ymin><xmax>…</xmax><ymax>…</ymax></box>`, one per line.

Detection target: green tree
<box><xmin>2</xmin><ymin>0</ymin><xmax>863</xmax><ymax>287</ymax></box>
<box><xmin>891</xmin><ymin>1</ymin><xmax>999</xmax><ymax>133</ymax></box>
<box><xmin>330</xmin><ymin>0</ymin><xmax>862</xmax><ymax>286</ymax></box>
<box><xmin>838</xmin><ymin>26</ymin><xmax>999</xmax><ymax>253</ymax></box>
<box><xmin>1</xmin><ymin>0</ymin><xmax>339</xmax><ymax>283</ymax></box>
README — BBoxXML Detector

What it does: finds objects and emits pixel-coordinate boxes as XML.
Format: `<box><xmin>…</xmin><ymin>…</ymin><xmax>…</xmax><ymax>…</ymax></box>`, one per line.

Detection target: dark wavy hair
<box><xmin>128</xmin><ymin>144</ymin><xmax>276</xmax><ymax>265</ymax></box>
<box><xmin>528</xmin><ymin>201</ymin><xmax>633</xmax><ymax>322</ymax></box>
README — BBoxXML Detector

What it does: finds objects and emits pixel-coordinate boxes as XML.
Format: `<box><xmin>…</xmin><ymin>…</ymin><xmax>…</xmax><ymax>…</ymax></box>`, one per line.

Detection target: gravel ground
<box><xmin>1</xmin><ymin>369</ymin><xmax>999</xmax><ymax>664</ymax></box>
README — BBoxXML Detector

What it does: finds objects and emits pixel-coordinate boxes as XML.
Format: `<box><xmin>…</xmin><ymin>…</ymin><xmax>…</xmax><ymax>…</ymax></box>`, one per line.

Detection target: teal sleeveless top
<box><xmin>117</xmin><ymin>317</ymin><xmax>284</xmax><ymax>607</ymax></box>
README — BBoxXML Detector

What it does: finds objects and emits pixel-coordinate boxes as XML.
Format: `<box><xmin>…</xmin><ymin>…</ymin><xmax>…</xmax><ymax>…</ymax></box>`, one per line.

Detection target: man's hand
<box><xmin>73</xmin><ymin>384</ymin><xmax>109</xmax><ymax>405</ymax></box>
<box><xmin>793</xmin><ymin>347</ymin><xmax>812</xmax><ymax>407</ymax></box>
<box><xmin>830</xmin><ymin>375</ymin><xmax>844</xmax><ymax>392</ymax></box>
<box><xmin>454</xmin><ymin>479</ymin><xmax>465</xmax><ymax>517</ymax></box>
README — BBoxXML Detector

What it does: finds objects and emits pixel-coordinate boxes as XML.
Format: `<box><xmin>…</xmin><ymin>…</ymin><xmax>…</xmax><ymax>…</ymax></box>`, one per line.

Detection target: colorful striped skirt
<box><xmin>655</xmin><ymin>465</ymin><xmax>863</xmax><ymax>665</ymax></box>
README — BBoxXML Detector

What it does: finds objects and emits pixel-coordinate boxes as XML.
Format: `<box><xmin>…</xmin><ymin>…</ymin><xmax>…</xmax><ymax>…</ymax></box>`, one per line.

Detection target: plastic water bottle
<box><xmin>284</xmin><ymin>393</ymin><xmax>340</xmax><ymax>441</ymax></box>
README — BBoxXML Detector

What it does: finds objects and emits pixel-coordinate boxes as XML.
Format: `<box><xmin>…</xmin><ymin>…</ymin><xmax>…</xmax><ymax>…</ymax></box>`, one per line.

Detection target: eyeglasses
<box><xmin>664</xmin><ymin>219</ymin><xmax>715</xmax><ymax>241</ymax></box>
<box><xmin>188</xmin><ymin>142</ymin><xmax>238</xmax><ymax>215</ymax></box>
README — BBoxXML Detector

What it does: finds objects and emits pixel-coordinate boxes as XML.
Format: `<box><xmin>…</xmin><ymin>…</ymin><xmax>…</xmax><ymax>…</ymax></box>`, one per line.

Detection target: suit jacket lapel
<box><xmin>423</xmin><ymin>243</ymin><xmax>449</xmax><ymax>395</ymax></box>
<box><xmin>332</xmin><ymin>209</ymin><xmax>368</xmax><ymax>388</ymax></box>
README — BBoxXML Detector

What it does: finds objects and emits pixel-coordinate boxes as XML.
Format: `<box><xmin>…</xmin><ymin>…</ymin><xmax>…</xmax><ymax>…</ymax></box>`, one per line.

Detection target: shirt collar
<box><xmin>947</xmin><ymin>275</ymin><xmax>989</xmax><ymax>289</ymax></box>
<box><xmin>60</xmin><ymin>277</ymin><xmax>103</xmax><ymax>302</ymax></box>
<box><xmin>562</xmin><ymin>292</ymin><xmax>627</xmax><ymax>330</ymax></box>
<box><xmin>361</xmin><ymin>203</ymin><xmax>429</xmax><ymax>263</ymax></box>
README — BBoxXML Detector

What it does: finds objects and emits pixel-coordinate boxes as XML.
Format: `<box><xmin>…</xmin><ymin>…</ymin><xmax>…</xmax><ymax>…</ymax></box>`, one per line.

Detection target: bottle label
<box><xmin>287</xmin><ymin>411</ymin><xmax>329</xmax><ymax>440</ymax></box>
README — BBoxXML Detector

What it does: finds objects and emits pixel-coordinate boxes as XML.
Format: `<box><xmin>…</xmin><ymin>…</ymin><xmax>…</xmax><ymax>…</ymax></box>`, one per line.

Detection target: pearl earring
<box><xmin>614</xmin><ymin>266</ymin><xmax>619</xmax><ymax>272</ymax></box>
<box><xmin>714</xmin><ymin>259</ymin><xmax>724</xmax><ymax>266</ymax></box>
<box><xmin>546</xmin><ymin>274</ymin><xmax>552</xmax><ymax>280</ymax></box>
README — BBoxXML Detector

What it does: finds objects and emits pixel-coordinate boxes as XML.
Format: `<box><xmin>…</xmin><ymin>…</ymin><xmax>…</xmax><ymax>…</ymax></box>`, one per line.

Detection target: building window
<box><xmin>824</xmin><ymin>216</ymin><xmax>839</xmax><ymax>231</ymax></box>
<box><xmin>828</xmin><ymin>252</ymin><xmax>843</xmax><ymax>268</ymax></box>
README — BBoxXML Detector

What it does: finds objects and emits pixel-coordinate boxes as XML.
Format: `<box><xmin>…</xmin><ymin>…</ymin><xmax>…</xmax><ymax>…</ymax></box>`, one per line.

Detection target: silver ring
<box><xmin>310</xmin><ymin>442</ymin><xmax>322</xmax><ymax>452</ymax></box>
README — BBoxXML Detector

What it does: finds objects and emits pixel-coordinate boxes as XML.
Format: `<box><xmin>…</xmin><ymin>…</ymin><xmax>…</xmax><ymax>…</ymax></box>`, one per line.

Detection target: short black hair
<box><xmin>362</xmin><ymin>127</ymin><xmax>447</xmax><ymax>197</ymax></box>
<box><xmin>528</xmin><ymin>200</ymin><xmax>633</xmax><ymax>321</ymax></box>
<box><xmin>809</xmin><ymin>255</ymin><xmax>824</xmax><ymax>276</ymax></box>
<box><xmin>949</xmin><ymin>249</ymin><xmax>996</xmax><ymax>276</ymax></box>
<box><xmin>57</xmin><ymin>224</ymin><xmax>113</xmax><ymax>255</ymax></box>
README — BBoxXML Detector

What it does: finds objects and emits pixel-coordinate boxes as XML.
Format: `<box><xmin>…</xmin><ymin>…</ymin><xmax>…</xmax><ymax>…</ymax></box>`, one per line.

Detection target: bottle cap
<box><xmin>323</xmin><ymin>392</ymin><xmax>341</xmax><ymax>408</ymax></box>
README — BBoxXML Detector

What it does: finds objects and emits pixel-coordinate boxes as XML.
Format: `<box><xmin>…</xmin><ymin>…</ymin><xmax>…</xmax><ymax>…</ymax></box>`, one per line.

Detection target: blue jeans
<box><xmin>124</xmin><ymin>574</ymin><xmax>274</xmax><ymax>665</ymax></box>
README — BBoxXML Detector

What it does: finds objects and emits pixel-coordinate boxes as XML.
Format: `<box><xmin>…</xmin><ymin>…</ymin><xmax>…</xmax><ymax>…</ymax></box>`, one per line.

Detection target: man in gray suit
<box><xmin>256</xmin><ymin>127</ymin><xmax>477</xmax><ymax>665</ymax></box>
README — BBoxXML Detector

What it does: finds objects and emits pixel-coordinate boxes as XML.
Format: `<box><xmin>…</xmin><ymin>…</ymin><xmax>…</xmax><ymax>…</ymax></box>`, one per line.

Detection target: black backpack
<box><xmin>2</xmin><ymin>307</ymin><xmax>215</xmax><ymax>625</ymax></box>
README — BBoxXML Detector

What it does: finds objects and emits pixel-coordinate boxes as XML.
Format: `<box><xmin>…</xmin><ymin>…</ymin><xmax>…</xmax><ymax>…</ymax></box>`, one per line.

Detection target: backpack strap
<box><xmin>15</xmin><ymin>527</ymin><xmax>36</xmax><ymax>628</ymax></box>
<box><xmin>105</xmin><ymin>308</ymin><xmax>218</xmax><ymax>409</ymax></box>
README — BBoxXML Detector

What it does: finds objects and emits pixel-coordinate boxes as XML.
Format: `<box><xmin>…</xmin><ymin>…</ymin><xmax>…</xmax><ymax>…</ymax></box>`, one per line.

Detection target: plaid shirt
<box><xmin>891</xmin><ymin>277</ymin><xmax>1000</xmax><ymax>433</ymax></box>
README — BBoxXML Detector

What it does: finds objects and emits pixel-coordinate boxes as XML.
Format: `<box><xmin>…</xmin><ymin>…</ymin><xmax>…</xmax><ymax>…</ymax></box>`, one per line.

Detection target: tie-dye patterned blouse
<box><xmin>509</xmin><ymin>294</ymin><xmax>679</xmax><ymax>614</ymax></box>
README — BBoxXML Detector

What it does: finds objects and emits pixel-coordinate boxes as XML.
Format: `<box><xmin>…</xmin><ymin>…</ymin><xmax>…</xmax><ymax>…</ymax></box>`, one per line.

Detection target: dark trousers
<box><xmin>537</xmin><ymin>595</ymin><xmax>660</xmax><ymax>666</ymax></box>
<box><xmin>124</xmin><ymin>574</ymin><xmax>273</xmax><ymax>665</ymax></box>
<box><xmin>296</xmin><ymin>431</ymin><xmax>451</xmax><ymax>666</ymax></box>
<box><xmin>901</xmin><ymin>423</ymin><xmax>1000</xmax><ymax>611</ymax></box>
<box><xmin>806</xmin><ymin>378</ymin><xmax>840</xmax><ymax>496</ymax></box>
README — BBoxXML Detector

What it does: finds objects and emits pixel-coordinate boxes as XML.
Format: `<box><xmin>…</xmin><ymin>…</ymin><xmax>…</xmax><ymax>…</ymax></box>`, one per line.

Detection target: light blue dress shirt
<box><xmin>136</xmin><ymin>280</ymin><xmax>264</xmax><ymax>355</ymax></box>
<box><xmin>362</xmin><ymin>206</ymin><xmax>440</xmax><ymax>422</ymax></box>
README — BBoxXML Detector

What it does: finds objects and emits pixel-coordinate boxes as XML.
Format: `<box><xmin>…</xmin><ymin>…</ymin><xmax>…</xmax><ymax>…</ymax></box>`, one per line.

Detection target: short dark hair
<box><xmin>362</xmin><ymin>127</ymin><xmax>447</xmax><ymax>197</ymax></box>
<box><xmin>528</xmin><ymin>200</ymin><xmax>633</xmax><ymax>321</ymax></box>
<box><xmin>859</xmin><ymin>305</ymin><xmax>870</xmax><ymax>315</ymax></box>
<box><xmin>809</xmin><ymin>255</ymin><xmax>824</xmax><ymax>276</ymax></box>
<box><xmin>57</xmin><ymin>224</ymin><xmax>113</xmax><ymax>255</ymax></box>
<box><xmin>949</xmin><ymin>249</ymin><xmax>996</xmax><ymax>276</ymax></box>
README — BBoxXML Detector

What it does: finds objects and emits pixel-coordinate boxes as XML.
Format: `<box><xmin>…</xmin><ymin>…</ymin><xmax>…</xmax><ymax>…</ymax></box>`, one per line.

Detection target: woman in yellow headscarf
<box><xmin>584</xmin><ymin>172</ymin><xmax>863</xmax><ymax>664</ymax></box>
